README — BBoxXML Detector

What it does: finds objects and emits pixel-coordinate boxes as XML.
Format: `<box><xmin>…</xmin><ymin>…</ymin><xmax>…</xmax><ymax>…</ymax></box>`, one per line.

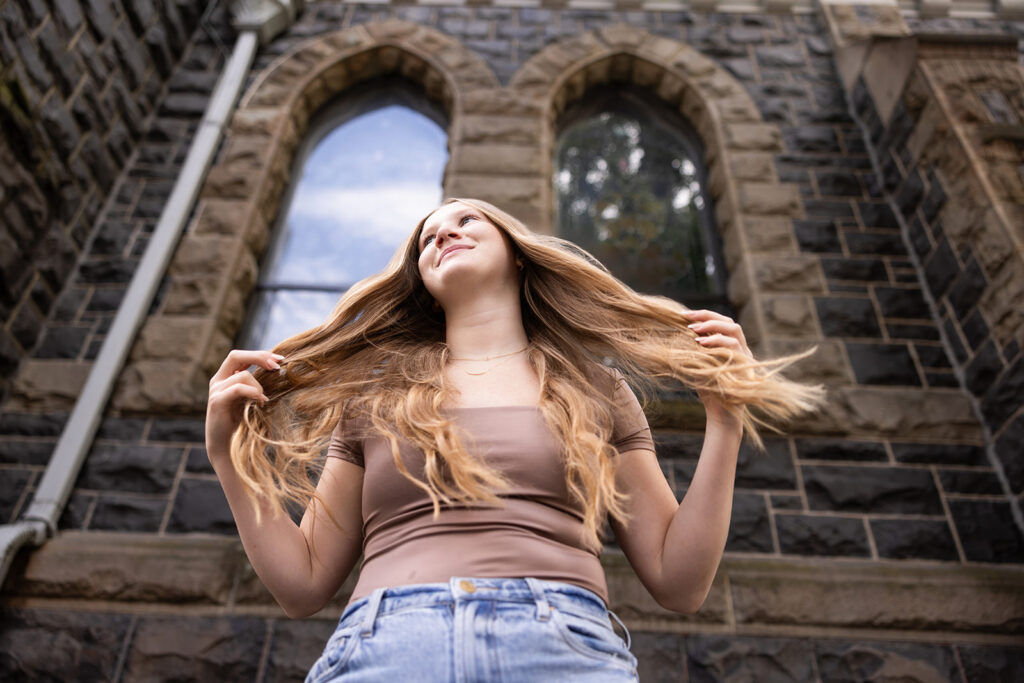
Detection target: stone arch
<box><xmin>113</xmin><ymin>20</ymin><xmax>499</xmax><ymax>412</ymax></box>
<box><xmin>510</xmin><ymin>23</ymin><xmax>814</xmax><ymax>354</ymax></box>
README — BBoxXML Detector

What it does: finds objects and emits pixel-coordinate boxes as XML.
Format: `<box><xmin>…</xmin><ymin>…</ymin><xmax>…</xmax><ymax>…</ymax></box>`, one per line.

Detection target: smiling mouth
<box><xmin>438</xmin><ymin>245</ymin><xmax>471</xmax><ymax>265</ymax></box>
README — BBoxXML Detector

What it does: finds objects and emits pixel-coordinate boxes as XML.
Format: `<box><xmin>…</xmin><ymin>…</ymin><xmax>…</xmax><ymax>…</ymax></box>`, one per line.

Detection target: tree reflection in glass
<box><xmin>554</xmin><ymin>86</ymin><xmax>726</xmax><ymax>309</ymax></box>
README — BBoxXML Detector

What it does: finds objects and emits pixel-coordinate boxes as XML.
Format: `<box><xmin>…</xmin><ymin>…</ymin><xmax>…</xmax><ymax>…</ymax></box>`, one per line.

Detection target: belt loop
<box><xmin>608</xmin><ymin>608</ymin><xmax>631</xmax><ymax>650</ymax></box>
<box><xmin>524</xmin><ymin>578</ymin><xmax>550</xmax><ymax>622</ymax></box>
<box><xmin>360</xmin><ymin>588</ymin><xmax>386</xmax><ymax>638</ymax></box>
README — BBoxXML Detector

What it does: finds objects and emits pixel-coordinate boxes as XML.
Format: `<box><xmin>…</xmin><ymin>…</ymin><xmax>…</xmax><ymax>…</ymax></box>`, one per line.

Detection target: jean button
<box><xmin>458</xmin><ymin>580</ymin><xmax>477</xmax><ymax>593</ymax></box>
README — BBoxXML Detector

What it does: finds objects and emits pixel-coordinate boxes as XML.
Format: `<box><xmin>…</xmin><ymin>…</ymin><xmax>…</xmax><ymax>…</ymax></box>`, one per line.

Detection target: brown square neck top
<box><xmin>326</xmin><ymin>371</ymin><xmax>655</xmax><ymax>606</ymax></box>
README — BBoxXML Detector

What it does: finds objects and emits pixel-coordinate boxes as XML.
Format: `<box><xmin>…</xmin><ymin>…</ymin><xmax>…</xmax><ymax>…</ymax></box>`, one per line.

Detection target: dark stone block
<box><xmin>815</xmin><ymin>297</ymin><xmax>882</xmax><ymax>337</ymax></box>
<box><xmin>0</xmin><ymin>608</ymin><xmax>132</xmax><ymax>681</ymax></box>
<box><xmin>85</xmin><ymin>288</ymin><xmax>125</xmax><ymax>313</ymax></box>
<box><xmin>920</xmin><ymin>173</ymin><xmax>947</xmax><ymax>224</ymax></box>
<box><xmin>947</xmin><ymin>256</ymin><xmax>986</xmax><ymax>322</ymax></box>
<box><xmin>887</xmin><ymin>323</ymin><xmax>939</xmax><ymax>341</ymax></box>
<box><xmin>965</xmin><ymin>340</ymin><xmax>1003</xmax><ymax>397</ymax></box>
<box><xmin>958</xmin><ymin>644</ymin><xmax>1024</xmax><ymax>683</ymax></box>
<box><xmin>938</xmin><ymin>468</ymin><xmax>1004</xmax><ymax>495</ymax></box>
<box><xmin>892</xmin><ymin>443</ymin><xmax>986</xmax><ymax>466</ymax></box>
<box><xmin>54</xmin><ymin>287</ymin><xmax>87</xmax><ymax>322</ymax></box>
<box><xmin>816</xmin><ymin>171</ymin><xmax>862</xmax><ymax>197</ymax></box>
<box><xmin>844</xmin><ymin>230</ymin><xmax>907</xmax><ymax>256</ymax></box>
<box><xmin>875</xmin><ymin>286</ymin><xmax>928</xmax><ymax>319</ymax></box>
<box><xmin>95</xmin><ymin>416</ymin><xmax>147</xmax><ymax>441</ymax></box>
<box><xmin>795</xmin><ymin>438</ymin><xmax>887</xmax><ymax>462</ymax></box>
<box><xmin>122</xmin><ymin>615</ymin><xmax>264</xmax><ymax>681</ymax></box>
<box><xmin>871</xmin><ymin>518</ymin><xmax>959</xmax><ymax>560</ymax></box>
<box><xmin>736</xmin><ymin>439</ymin><xmax>796</xmax><ymax>489</ymax></box>
<box><xmin>794</xmin><ymin>219</ymin><xmax>840</xmax><ymax>253</ymax></box>
<box><xmin>78</xmin><ymin>444</ymin><xmax>181</xmax><ymax>493</ymax></box>
<box><xmin>771</xmin><ymin>494</ymin><xmax>803</xmax><ymax>510</ymax></box>
<box><xmin>803</xmin><ymin>464</ymin><xmax>942</xmax><ymax>514</ymax></box>
<box><xmin>815</xmin><ymin>641</ymin><xmax>962</xmax><ymax>682</ymax></box>
<box><xmin>994</xmin><ymin>412</ymin><xmax>1024</xmax><ymax>495</ymax></box>
<box><xmin>185</xmin><ymin>446</ymin><xmax>213</xmax><ymax>474</ymax></box>
<box><xmin>845</xmin><ymin>342</ymin><xmax>920</xmax><ymax>385</ymax></box>
<box><xmin>857</xmin><ymin>201</ymin><xmax>899</xmax><ymax>229</ymax></box>
<box><xmin>0</xmin><ymin>413</ymin><xmax>67</xmax><ymax>436</ymax></box>
<box><xmin>33</xmin><ymin>325</ymin><xmax>90</xmax><ymax>359</ymax></box>
<box><xmin>40</xmin><ymin>95</ymin><xmax>80</xmax><ymax>159</ymax></box>
<box><xmin>723</xmin><ymin>58</ymin><xmax>755</xmax><ymax>81</ymax></box>
<box><xmin>962</xmin><ymin>310</ymin><xmax>989</xmax><ymax>351</ymax></box>
<box><xmin>167</xmin><ymin>478</ymin><xmax>236</xmax><ymax>535</ymax></box>
<box><xmin>148</xmin><ymin>417</ymin><xmax>206</xmax><ymax>443</ymax></box>
<box><xmin>653</xmin><ymin>433</ymin><xmax>703</xmax><ymax>459</ymax></box>
<box><xmin>948</xmin><ymin>500</ymin><xmax>1024</xmax><ymax>563</ymax></box>
<box><xmin>78</xmin><ymin>258</ymin><xmax>135</xmax><ymax>284</ymax></box>
<box><xmin>776</xmin><ymin>513</ymin><xmax>869</xmax><ymax>556</ymax></box>
<box><xmin>897</xmin><ymin>167</ymin><xmax>929</xmax><ymax>216</ymax></box>
<box><xmin>264</xmin><ymin>620</ymin><xmax>343</xmax><ymax>683</ymax></box>
<box><xmin>0</xmin><ymin>438</ymin><xmax>54</xmax><ymax>466</ymax></box>
<box><xmin>783</xmin><ymin>126</ymin><xmax>841</xmax><ymax>153</ymax></box>
<box><xmin>907</xmin><ymin>215</ymin><xmax>932</xmax><ymax>259</ymax></box>
<box><xmin>90</xmin><ymin>495</ymin><xmax>166</xmax><ymax>532</ymax></box>
<box><xmin>725</xmin><ymin>493</ymin><xmax>773</xmax><ymax>553</ymax></box>
<box><xmin>10</xmin><ymin>301</ymin><xmax>43</xmax><ymax>349</ymax></box>
<box><xmin>923</xmin><ymin>239</ymin><xmax>958</xmax><ymax>299</ymax></box>
<box><xmin>0</xmin><ymin>468</ymin><xmax>34</xmax><ymax>521</ymax></box>
<box><xmin>36</xmin><ymin>19</ymin><xmax>82</xmax><ymax>98</ymax></box>
<box><xmin>926</xmin><ymin>372</ymin><xmax>960</xmax><ymax>388</ymax></box>
<box><xmin>92</xmin><ymin>220</ymin><xmax>133</xmax><ymax>255</ymax></box>
<box><xmin>83</xmin><ymin>0</ymin><xmax>117</xmax><ymax>41</ymax></box>
<box><xmin>944</xmin><ymin>317</ymin><xmax>968</xmax><ymax>365</ymax></box>
<box><xmin>980</xmin><ymin>356</ymin><xmax>1024</xmax><ymax>430</ymax></box>
<box><xmin>689</xmin><ymin>636</ymin><xmax>819</xmax><ymax>682</ymax></box>
<box><xmin>58</xmin><ymin>490</ymin><xmax>94</xmax><ymax>529</ymax></box>
<box><xmin>819</xmin><ymin>258</ymin><xmax>892</xmax><ymax>282</ymax></box>
<box><xmin>803</xmin><ymin>200</ymin><xmax>855</xmax><ymax>220</ymax></box>
<box><xmin>880</xmin><ymin>152</ymin><xmax>903</xmax><ymax>193</ymax></box>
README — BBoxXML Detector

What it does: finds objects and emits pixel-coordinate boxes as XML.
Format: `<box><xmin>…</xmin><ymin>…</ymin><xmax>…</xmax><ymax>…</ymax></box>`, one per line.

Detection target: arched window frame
<box><xmin>238</xmin><ymin>76</ymin><xmax>449</xmax><ymax>349</ymax></box>
<box><xmin>553</xmin><ymin>84</ymin><xmax>731</xmax><ymax>313</ymax></box>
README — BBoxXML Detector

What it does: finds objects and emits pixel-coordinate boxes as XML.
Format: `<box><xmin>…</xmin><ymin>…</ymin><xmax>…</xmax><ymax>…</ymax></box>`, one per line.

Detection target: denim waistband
<box><xmin>338</xmin><ymin>577</ymin><xmax>630</xmax><ymax>648</ymax></box>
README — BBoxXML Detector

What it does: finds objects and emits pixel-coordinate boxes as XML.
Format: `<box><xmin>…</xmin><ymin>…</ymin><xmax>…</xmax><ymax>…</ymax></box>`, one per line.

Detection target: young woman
<box><xmin>205</xmin><ymin>198</ymin><xmax>824</xmax><ymax>681</ymax></box>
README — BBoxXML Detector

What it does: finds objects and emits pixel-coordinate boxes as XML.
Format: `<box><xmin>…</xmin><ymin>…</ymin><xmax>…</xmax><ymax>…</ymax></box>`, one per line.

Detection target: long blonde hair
<box><xmin>232</xmin><ymin>197</ymin><xmax>824</xmax><ymax>551</ymax></box>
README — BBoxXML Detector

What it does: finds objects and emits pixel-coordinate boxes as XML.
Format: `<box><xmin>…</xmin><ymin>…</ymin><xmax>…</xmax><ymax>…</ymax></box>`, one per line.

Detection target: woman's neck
<box><xmin>443</xmin><ymin>294</ymin><xmax>529</xmax><ymax>359</ymax></box>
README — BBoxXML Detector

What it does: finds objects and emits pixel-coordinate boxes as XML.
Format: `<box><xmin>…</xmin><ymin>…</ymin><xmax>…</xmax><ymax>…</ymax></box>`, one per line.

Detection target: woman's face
<box><xmin>416</xmin><ymin>202</ymin><xmax>519</xmax><ymax>307</ymax></box>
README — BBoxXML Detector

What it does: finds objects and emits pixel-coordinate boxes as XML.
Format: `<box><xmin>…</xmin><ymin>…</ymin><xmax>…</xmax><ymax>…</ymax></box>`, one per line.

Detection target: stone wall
<box><xmin>0</xmin><ymin>0</ymin><xmax>212</xmax><ymax>403</ymax></box>
<box><xmin>2</xmin><ymin>1</ymin><xmax>1024</xmax><ymax>680</ymax></box>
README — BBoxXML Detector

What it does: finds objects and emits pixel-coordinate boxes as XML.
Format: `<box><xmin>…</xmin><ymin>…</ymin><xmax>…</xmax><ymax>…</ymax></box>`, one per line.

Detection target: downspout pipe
<box><xmin>0</xmin><ymin>0</ymin><xmax>304</xmax><ymax>588</ymax></box>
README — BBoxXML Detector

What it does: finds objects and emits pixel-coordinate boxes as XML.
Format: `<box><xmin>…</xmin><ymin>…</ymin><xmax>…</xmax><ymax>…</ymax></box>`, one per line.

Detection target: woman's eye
<box><xmin>460</xmin><ymin>215</ymin><xmax>476</xmax><ymax>226</ymax></box>
<box><xmin>423</xmin><ymin>234</ymin><xmax>435</xmax><ymax>247</ymax></box>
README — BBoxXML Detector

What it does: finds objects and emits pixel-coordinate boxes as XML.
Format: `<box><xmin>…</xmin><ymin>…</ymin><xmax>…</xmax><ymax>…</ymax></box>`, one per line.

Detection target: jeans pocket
<box><xmin>549</xmin><ymin>607</ymin><xmax>637</xmax><ymax>670</ymax></box>
<box><xmin>306</xmin><ymin>626</ymin><xmax>360</xmax><ymax>683</ymax></box>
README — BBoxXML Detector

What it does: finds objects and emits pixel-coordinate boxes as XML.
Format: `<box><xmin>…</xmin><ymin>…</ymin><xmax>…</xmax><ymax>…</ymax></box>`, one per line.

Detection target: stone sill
<box><xmin>2</xmin><ymin>532</ymin><xmax>1022</xmax><ymax>641</ymax></box>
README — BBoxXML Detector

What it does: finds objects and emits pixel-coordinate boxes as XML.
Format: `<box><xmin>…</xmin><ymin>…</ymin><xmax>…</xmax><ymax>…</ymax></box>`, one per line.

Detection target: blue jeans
<box><xmin>305</xmin><ymin>577</ymin><xmax>639</xmax><ymax>682</ymax></box>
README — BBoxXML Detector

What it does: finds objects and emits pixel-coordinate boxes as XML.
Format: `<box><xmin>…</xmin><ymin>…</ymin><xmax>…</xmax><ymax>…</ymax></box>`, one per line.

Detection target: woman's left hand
<box><xmin>686</xmin><ymin>309</ymin><xmax>752</xmax><ymax>427</ymax></box>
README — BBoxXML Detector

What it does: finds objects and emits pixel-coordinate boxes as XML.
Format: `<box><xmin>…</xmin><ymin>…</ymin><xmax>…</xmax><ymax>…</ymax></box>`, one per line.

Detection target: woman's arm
<box><xmin>609</xmin><ymin>310</ymin><xmax>748</xmax><ymax>614</ymax></box>
<box><xmin>207</xmin><ymin>350</ymin><xmax>364</xmax><ymax>618</ymax></box>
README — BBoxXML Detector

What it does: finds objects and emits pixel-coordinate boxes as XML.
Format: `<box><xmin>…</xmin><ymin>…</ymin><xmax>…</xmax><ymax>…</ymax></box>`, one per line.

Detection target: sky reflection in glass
<box><xmin>250</xmin><ymin>104</ymin><xmax>447</xmax><ymax>350</ymax></box>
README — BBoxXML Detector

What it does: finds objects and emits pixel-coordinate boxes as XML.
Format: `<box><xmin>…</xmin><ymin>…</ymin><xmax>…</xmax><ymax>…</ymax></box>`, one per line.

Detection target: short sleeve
<box><xmin>609</xmin><ymin>370</ymin><xmax>656</xmax><ymax>454</ymax></box>
<box><xmin>326</xmin><ymin>416</ymin><xmax>365</xmax><ymax>467</ymax></box>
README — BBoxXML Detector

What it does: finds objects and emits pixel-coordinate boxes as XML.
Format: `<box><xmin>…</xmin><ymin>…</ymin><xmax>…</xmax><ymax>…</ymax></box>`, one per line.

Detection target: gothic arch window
<box><xmin>553</xmin><ymin>84</ymin><xmax>729</xmax><ymax>312</ymax></box>
<box><xmin>241</xmin><ymin>77</ymin><xmax>448</xmax><ymax>350</ymax></box>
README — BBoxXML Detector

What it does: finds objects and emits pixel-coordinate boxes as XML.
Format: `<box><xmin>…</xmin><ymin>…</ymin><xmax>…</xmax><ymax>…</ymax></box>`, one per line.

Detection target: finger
<box><xmin>210</xmin><ymin>368</ymin><xmax>265</xmax><ymax>397</ymax></box>
<box><xmin>695</xmin><ymin>333</ymin><xmax>742</xmax><ymax>349</ymax></box>
<box><xmin>688</xmin><ymin>319</ymin><xmax>743</xmax><ymax>339</ymax></box>
<box><xmin>685</xmin><ymin>309</ymin><xmax>734</xmax><ymax>324</ymax></box>
<box><xmin>211</xmin><ymin>381</ymin><xmax>268</xmax><ymax>406</ymax></box>
<box><xmin>211</xmin><ymin>349</ymin><xmax>285</xmax><ymax>385</ymax></box>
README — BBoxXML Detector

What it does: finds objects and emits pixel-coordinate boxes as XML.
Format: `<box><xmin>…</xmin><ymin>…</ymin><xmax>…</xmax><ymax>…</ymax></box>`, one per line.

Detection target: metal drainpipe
<box><xmin>0</xmin><ymin>0</ymin><xmax>304</xmax><ymax>588</ymax></box>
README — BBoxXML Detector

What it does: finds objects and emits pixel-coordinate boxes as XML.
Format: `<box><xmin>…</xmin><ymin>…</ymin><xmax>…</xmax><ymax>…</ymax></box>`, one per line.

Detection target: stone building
<box><xmin>1</xmin><ymin>0</ymin><xmax>1023</xmax><ymax>679</ymax></box>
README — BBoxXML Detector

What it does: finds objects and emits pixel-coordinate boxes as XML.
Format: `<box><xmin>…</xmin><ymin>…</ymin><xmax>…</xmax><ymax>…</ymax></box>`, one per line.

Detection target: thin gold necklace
<box><xmin>449</xmin><ymin>345</ymin><xmax>529</xmax><ymax>362</ymax></box>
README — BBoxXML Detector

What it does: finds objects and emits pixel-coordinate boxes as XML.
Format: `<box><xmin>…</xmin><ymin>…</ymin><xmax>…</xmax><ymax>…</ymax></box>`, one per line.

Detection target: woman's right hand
<box><xmin>205</xmin><ymin>349</ymin><xmax>284</xmax><ymax>465</ymax></box>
